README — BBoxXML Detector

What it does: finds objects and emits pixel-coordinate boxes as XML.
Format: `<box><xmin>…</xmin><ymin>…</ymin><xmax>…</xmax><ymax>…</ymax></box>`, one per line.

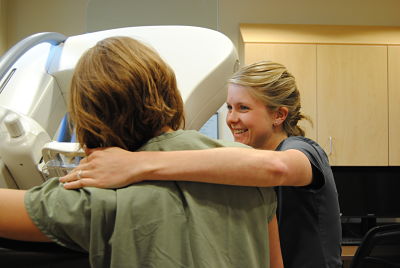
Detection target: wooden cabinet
<box><xmin>317</xmin><ymin>45</ymin><xmax>388</xmax><ymax>165</ymax></box>
<box><xmin>389</xmin><ymin>46</ymin><xmax>400</xmax><ymax>165</ymax></box>
<box><xmin>240</xmin><ymin>24</ymin><xmax>400</xmax><ymax>166</ymax></box>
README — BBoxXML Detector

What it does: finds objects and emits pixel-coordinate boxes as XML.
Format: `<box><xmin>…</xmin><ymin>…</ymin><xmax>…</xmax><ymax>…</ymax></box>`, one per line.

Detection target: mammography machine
<box><xmin>0</xmin><ymin>26</ymin><xmax>239</xmax><ymax>190</ymax></box>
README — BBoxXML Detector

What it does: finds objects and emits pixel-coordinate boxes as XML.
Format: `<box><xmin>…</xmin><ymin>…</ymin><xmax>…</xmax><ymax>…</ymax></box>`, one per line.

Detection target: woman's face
<box><xmin>226</xmin><ymin>84</ymin><xmax>277</xmax><ymax>150</ymax></box>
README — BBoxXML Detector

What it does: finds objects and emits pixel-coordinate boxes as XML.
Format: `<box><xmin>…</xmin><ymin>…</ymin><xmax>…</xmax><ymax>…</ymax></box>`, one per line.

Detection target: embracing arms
<box><xmin>60</xmin><ymin>146</ymin><xmax>312</xmax><ymax>189</ymax></box>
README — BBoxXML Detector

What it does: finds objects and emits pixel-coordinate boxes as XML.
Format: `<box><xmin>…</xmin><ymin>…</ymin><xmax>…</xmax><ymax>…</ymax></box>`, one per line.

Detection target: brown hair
<box><xmin>228</xmin><ymin>61</ymin><xmax>311</xmax><ymax>136</ymax></box>
<box><xmin>68</xmin><ymin>36</ymin><xmax>185</xmax><ymax>151</ymax></box>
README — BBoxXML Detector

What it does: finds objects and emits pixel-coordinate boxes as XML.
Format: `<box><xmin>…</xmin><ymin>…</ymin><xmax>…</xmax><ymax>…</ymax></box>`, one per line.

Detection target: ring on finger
<box><xmin>77</xmin><ymin>170</ymin><xmax>83</xmax><ymax>180</ymax></box>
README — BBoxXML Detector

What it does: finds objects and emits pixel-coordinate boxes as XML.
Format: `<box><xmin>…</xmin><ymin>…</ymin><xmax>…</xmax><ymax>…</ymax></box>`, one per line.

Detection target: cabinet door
<box><xmin>244</xmin><ymin>43</ymin><xmax>317</xmax><ymax>140</ymax></box>
<box><xmin>389</xmin><ymin>46</ymin><xmax>400</xmax><ymax>165</ymax></box>
<box><xmin>317</xmin><ymin>45</ymin><xmax>388</xmax><ymax>166</ymax></box>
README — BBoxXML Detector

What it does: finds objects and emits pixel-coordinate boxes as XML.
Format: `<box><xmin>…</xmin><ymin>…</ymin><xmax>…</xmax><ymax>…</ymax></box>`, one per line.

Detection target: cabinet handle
<box><xmin>328</xmin><ymin>136</ymin><xmax>332</xmax><ymax>156</ymax></box>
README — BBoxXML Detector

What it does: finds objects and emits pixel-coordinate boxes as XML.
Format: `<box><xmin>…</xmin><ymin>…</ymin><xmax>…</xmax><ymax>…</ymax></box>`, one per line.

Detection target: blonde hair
<box><xmin>69</xmin><ymin>36</ymin><xmax>185</xmax><ymax>151</ymax></box>
<box><xmin>228</xmin><ymin>61</ymin><xmax>311</xmax><ymax>137</ymax></box>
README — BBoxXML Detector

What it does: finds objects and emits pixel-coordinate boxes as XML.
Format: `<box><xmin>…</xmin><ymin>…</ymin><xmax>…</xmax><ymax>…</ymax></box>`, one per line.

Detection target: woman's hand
<box><xmin>59</xmin><ymin>147</ymin><xmax>145</xmax><ymax>189</ymax></box>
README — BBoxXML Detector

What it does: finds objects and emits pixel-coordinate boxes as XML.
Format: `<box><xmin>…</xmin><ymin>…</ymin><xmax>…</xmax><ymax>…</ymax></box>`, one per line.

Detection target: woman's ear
<box><xmin>274</xmin><ymin>107</ymin><xmax>289</xmax><ymax>126</ymax></box>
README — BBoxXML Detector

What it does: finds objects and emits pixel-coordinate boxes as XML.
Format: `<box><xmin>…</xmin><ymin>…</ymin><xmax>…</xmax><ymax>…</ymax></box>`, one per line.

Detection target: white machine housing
<box><xmin>0</xmin><ymin>25</ymin><xmax>239</xmax><ymax>189</ymax></box>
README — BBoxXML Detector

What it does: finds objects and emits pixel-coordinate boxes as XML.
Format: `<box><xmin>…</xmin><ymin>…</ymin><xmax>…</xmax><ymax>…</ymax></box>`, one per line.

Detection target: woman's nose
<box><xmin>226</xmin><ymin>110</ymin><xmax>239</xmax><ymax>124</ymax></box>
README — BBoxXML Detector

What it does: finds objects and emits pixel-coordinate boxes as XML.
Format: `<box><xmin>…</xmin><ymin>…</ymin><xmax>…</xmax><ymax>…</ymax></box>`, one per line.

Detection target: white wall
<box><xmin>87</xmin><ymin>0</ymin><xmax>218</xmax><ymax>32</ymax></box>
<box><xmin>5</xmin><ymin>0</ymin><xmax>88</xmax><ymax>49</ymax></box>
<box><xmin>4</xmin><ymin>0</ymin><xmax>400</xmax><ymax>58</ymax></box>
<box><xmin>0</xmin><ymin>0</ymin><xmax>7</xmax><ymax>55</ymax></box>
<box><xmin>86</xmin><ymin>0</ymin><xmax>400</xmax><ymax>58</ymax></box>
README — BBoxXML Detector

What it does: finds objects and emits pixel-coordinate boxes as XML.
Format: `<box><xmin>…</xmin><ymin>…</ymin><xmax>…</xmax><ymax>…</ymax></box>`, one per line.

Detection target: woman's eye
<box><xmin>240</xmin><ymin>105</ymin><xmax>249</xmax><ymax>110</ymax></box>
<box><xmin>226</xmin><ymin>104</ymin><xmax>232</xmax><ymax>110</ymax></box>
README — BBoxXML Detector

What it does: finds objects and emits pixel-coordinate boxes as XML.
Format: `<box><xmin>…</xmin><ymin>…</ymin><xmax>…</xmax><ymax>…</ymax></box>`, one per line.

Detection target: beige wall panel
<box><xmin>0</xmin><ymin>0</ymin><xmax>6</xmax><ymax>55</ymax></box>
<box><xmin>389</xmin><ymin>46</ymin><xmax>400</xmax><ymax>165</ymax></box>
<box><xmin>317</xmin><ymin>45</ymin><xmax>388</xmax><ymax>166</ymax></box>
<box><xmin>87</xmin><ymin>0</ymin><xmax>217</xmax><ymax>32</ymax></box>
<box><xmin>244</xmin><ymin>43</ymin><xmax>317</xmax><ymax>140</ymax></box>
<box><xmin>6</xmin><ymin>0</ymin><xmax>88</xmax><ymax>48</ymax></box>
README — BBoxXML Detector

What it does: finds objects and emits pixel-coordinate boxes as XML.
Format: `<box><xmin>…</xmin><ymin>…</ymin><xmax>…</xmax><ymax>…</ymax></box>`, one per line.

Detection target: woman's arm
<box><xmin>268</xmin><ymin>215</ymin><xmax>284</xmax><ymax>268</ymax></box>
<box><xmin>60</xmin><ymin>146</ymin><xmax>312</xmax><ymax>189</ymax></box>
<box><xmin>0</xmin><ymin>189</ymin><xmax>50</xmax><ymax>242</ymax></box>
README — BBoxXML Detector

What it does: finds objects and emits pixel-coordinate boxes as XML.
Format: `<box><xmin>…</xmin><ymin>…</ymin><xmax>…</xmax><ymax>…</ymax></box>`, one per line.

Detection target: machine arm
<box><xmin>0</xmin><ymin>32</ymin><xmax>66</xmax><ymax>84</ymax></box>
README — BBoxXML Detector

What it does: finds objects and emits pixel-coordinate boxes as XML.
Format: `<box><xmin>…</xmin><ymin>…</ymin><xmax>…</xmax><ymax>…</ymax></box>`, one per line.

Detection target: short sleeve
<box><xmin>277</xmin><ymin>137</ymin><xmax>329</xmax><ymax>191</ymax></box>
<box><xmin>25</xmin><ymin>178</ymin><xmax>116</xmax><ymax>253</ymax></box>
